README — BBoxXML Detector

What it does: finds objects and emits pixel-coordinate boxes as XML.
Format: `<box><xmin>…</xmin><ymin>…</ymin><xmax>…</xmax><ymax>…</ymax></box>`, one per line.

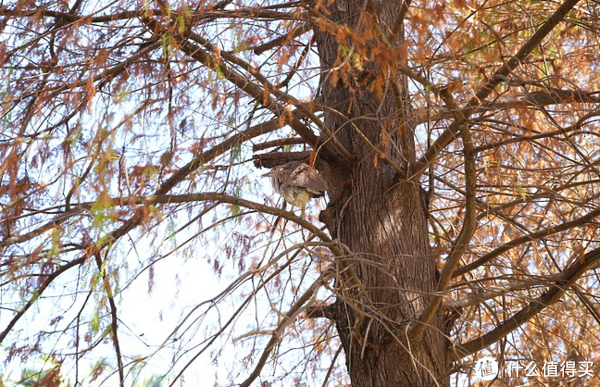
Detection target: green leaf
<box><xmin>90</xmin><ymin>310</ymin><xmax>101</xmax><ymax>334</ymax></box>
<box><xmin>175</xmin><ymin>15</ymin><xmax>186</xmax><ymax>33</ymax></box>
<box><xmin>49</xmin><ymin>228</ymin><xmax>62</xmax><ymax>258</ymax></box>
<box><xmin>516</xmin><ymin>185</ymin><xmax>527</xmax><ymax>201</ymax></box>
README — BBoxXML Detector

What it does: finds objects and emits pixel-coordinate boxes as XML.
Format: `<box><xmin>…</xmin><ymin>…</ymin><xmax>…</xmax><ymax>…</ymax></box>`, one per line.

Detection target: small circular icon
<box><xmin>475</xmin><ymin>356</ymin><xmax>499</xmax><ymax>381</ymax></box>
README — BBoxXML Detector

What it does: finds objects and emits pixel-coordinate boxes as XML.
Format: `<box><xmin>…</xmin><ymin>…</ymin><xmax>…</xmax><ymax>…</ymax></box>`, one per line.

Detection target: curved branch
<box><xmin>7</xmin><ymin>192</ymin><xmax>332</xmax><ymax>264</ymax></box>
<box><xmin>8</xmin><ymin>193</ymin><xmax>331</xmax><ymax>267</ymax></box>
<box><xmin>6</xmin><ymin>39</ymin><xmax>162</xmax><ymax>108</ymax></box>
<box><xmin>0</xmin><ymin>7</ymin><xmax>302</xmax><ymax>23</ymax></box>
<box><xmin>0</xmin><ymin>206</ymin><xmax>86</xmax><ymax>248</ymax></box>
<box><xmin>166</xmin><ymin>240</ymin><xmax>332</xmax><ymax>386</ymax></box>
<box><xmin>98</xmin><ymin>192</ymin><xmax>332</xmax><ymax>243</ymax></box>
<box><xmin>0</xmin><ymin>256</ymin><xmax>86</xmax><ymax>344</ymax></box>
<box><xmin>0</xmin><ymin>115</ymin><xmax>287</xmax><ymax>249</ymax></box>
<box><xmin>157</xmin><ymin>116</ymin><xmax>290</xmax><ymax>194</ymax></box>
<box><xmin>253</xmin><ymin>138</ymin><xmax>308</xmax><ymax>152</ymax></box>
<box><xmin>412</xmin><ymin>89</ymin><xmax>600</xmax><ymax>127</ymax></box>
<box><xmin>142</xmin><ymin>16</ymin><xmax>351</xmax><ymax>163</ymax></box>
<box><xmin>453</xmin><ymin>206</ymin><xmax>600</xmax><ymax>277</ymax></box>
<box><xmin>412</xmin><ymin>84</ymin><xmax>478</xmax><ymax>339</ymax></box>
<box><xmin>480</xmin><ymin>87</ymin><xmax>600</xmax><ymax>109</ymax></box>
<box><xmin>452</xmin><ymin>247</ymin><xmax>600</xmax><ymax>360</ymax></box>
<box><xmin>445</xmin><ymin>275</ymin><xmax>560</xmax><ymax>309</ymax></box>
<box><xmin>412</xmin><ymin>0</ymin><xmax>582</xmax><ymax>180</ymax></box>
<box><xmin>473</xmin><ymin>110</ymin><xmax>600</xmax><ymax>154</ymax></box>
<box><xmin>93</xmin><ymin>252</ymin><xmax>124</xmax><ymax>387</ymax></box>
<box><xmin>251</xmin><ymin>23</ymin><xmax>311</xmax><ymax>55</ymax></box>
<box><xmin>239</xmin><ymin>272</ymin><xmax>332</xmax><ymax>387</ymax></box>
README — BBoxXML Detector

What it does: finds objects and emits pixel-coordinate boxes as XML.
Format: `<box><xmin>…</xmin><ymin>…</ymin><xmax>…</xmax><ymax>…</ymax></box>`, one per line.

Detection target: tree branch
<box><xmin>141</xmin><ymin>16</ymin><xmax>352</xmax><ymax>163</ymax></box>
<box><xmin>0</xmin><ymin>7</ymin><xmax>302</xmax><ymax>23</ymax></box>
<box><xmin>93</xmin><ymin>252</ymin><xmax>124</xmax><ymax>387</ymax></box>
<box><xmin>0</xmin><ymin>116</ymin><xmax>287</xmax><ymax>248</ymax></box>
<box><xmin>389</xmin><ymin>0</ymin><xmax>412</xmax><ymax>42</ymax></box>
<box><xmin>17</xmin><ymin>193</ymin><xmax>331</xmax><ymax>261</ymax></box>
<box><xmin>252</xmin><ymin>23</ymin><xmax>311</xmax><ymax>55</ymax></box>
<box><xmin>239</xmin><ymin>271</ymin><xmax>333</xmax><ymax>387</ymax></box>
<box><xmin>252</xmin><ymin>137</ymin><xmax>308</xmax><ymax>152</ymax></box>
<box><xmin>9</xmin><ymin>39</ymin><xmax>162</xmax><ymax>106</ymax></box>
<box><xmin>306</xmin><ymin>303</ymin><xmax>337</xmax><ymax>319</ymax></box>
<box><xmin>453</xmin><ymin>206</ymin><xmax>600</xmax><ymax>277</ymax></box>
<box><xmin>253</xmin><ymin>151</ymin><xmax>312</xmax><ymax>169</ymax></box>
<box><xmin>412</xmin><ymin>82</ymin><xmax>478</xmax><ymax>339</ymax></box>
<box><xmin>412</xmin><ymin>0</ymin><xmax>582</xmax><ymax>180</ymax></box>
<box><xmin>452</xmin><ymin>246</ymin><xmax>600</xmax><ymax>360</ymax></box>
<box><xmin>0</xmin><ymin>256</ymin><xmax>86</xmax><ymax>344</ymax></box>
<box><xmin>412</xmin><ymin>89</ymin><xmax>600</xmax><ymax>127</ymax></box>
<box><xmin>445</xmin><ymin>275</ymin><xmax>560</xmax><ymax>309</ymax></box>
<box><xmin>472</xmin><ymin>110</ymin><xmax>600</xmax><ymax>154</ymax></box>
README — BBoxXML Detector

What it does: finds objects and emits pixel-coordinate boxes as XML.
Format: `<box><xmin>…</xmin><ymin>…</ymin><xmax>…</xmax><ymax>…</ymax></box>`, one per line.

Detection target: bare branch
<box><xmin>452</xmin><ymin>247</ymin><xmax>600</xmax><ymax>360</ymax></box>
<box><xmin>412</xmin><ymin>82</ymin><xmax>478</xmax><ymax>339</ymax></box>
<box><xmin>412</xmin><ymin>89</ymin><xmax>600</xmax><ymax>127</ymax></box>
<box><xmin>252</xmin><ymin>137</ymin><xmax>307</xmax><ymax>152</ymax></box>
<box><xmin>239</xmin><ymin>271</ymin><xmax>333</xmax><ymax>387</ymax></box>
<box><xmin>252</xmin><ymin>23</ymin><xmax>311</xmax><ymax>55</ymax></box>
<box><xmin>253</xmin><ymin>151</ymin><xmax>312</xmax><ymax>169</ymax></box>
<box><xmin>306</xmin><ymin>303</ymin><xmax>337</xmax><ymax>319</ymax></box>
<box><xmin>445</xmin><ymin>275</ymin><xmax>560</xmax><ymax>309</ymax></box>
<box><xmin>1</xmin><ymin>116</ymin><xmax>288</xmax><ymax>248</ymax></box>
<box><xmin>93</xmin><ymin>252</ymin><xmax>124</xmax><ymax>387</ymax></box>
<box><xmin>0</xmin><ymin>256</ymin><xmax>86</xmax><ymax>344</ymax></box>
<box><xmin>0</xmin><ymin>7</ymin><xmax>303</xmax><ymax>23</ymax></box>
<box><xmin>141</xmin><ymin>16</ymin><xmax>352</xmax><ymax>163</ymax></box>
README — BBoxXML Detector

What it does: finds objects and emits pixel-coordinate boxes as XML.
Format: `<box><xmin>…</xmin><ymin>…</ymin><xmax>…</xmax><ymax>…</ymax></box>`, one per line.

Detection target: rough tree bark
<box><xmin>315</xmin><ymin>1</ymin><xmax>449</xmax><ymax>385</ymax></box>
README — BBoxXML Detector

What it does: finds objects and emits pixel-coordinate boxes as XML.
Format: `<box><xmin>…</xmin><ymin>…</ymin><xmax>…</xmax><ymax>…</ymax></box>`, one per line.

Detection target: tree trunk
<box><xmin>315</xmin><ymin>1</ymin><xmax>449</xmax><ymax>385</ymax></box>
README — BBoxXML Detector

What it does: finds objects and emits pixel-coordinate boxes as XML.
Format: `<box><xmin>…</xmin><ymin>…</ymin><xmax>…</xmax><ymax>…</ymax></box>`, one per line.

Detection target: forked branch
<box><xmin>452</xmin><ymin>247</ymin><xmax>600</xmax><ymax>360</ymax></box>
<box><xmin>412</xmin><ymin>0</ymin><xmax>582</xmax><ymax>180</ymax></box>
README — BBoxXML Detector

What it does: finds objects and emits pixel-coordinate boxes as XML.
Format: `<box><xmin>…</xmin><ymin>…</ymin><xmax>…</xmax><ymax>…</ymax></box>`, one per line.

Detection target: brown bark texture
<box><xmin>315</xmin><ymin>1</ymin><xmax>449</xmax><ymax>385</ymax></box>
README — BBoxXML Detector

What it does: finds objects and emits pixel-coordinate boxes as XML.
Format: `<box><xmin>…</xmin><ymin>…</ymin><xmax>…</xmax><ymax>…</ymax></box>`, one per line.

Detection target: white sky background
<box><xmin>1</xmin><ymin>214</ymin><xmax>227</xmax><ymax>385</ymax></box>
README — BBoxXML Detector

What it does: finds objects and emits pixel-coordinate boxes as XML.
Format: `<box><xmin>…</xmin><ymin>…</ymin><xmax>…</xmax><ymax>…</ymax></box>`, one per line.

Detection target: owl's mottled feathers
<box><xmin>264</xmin><ymin>161</ymin><xmax>328</xmax><ymax>207</ymax></box>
